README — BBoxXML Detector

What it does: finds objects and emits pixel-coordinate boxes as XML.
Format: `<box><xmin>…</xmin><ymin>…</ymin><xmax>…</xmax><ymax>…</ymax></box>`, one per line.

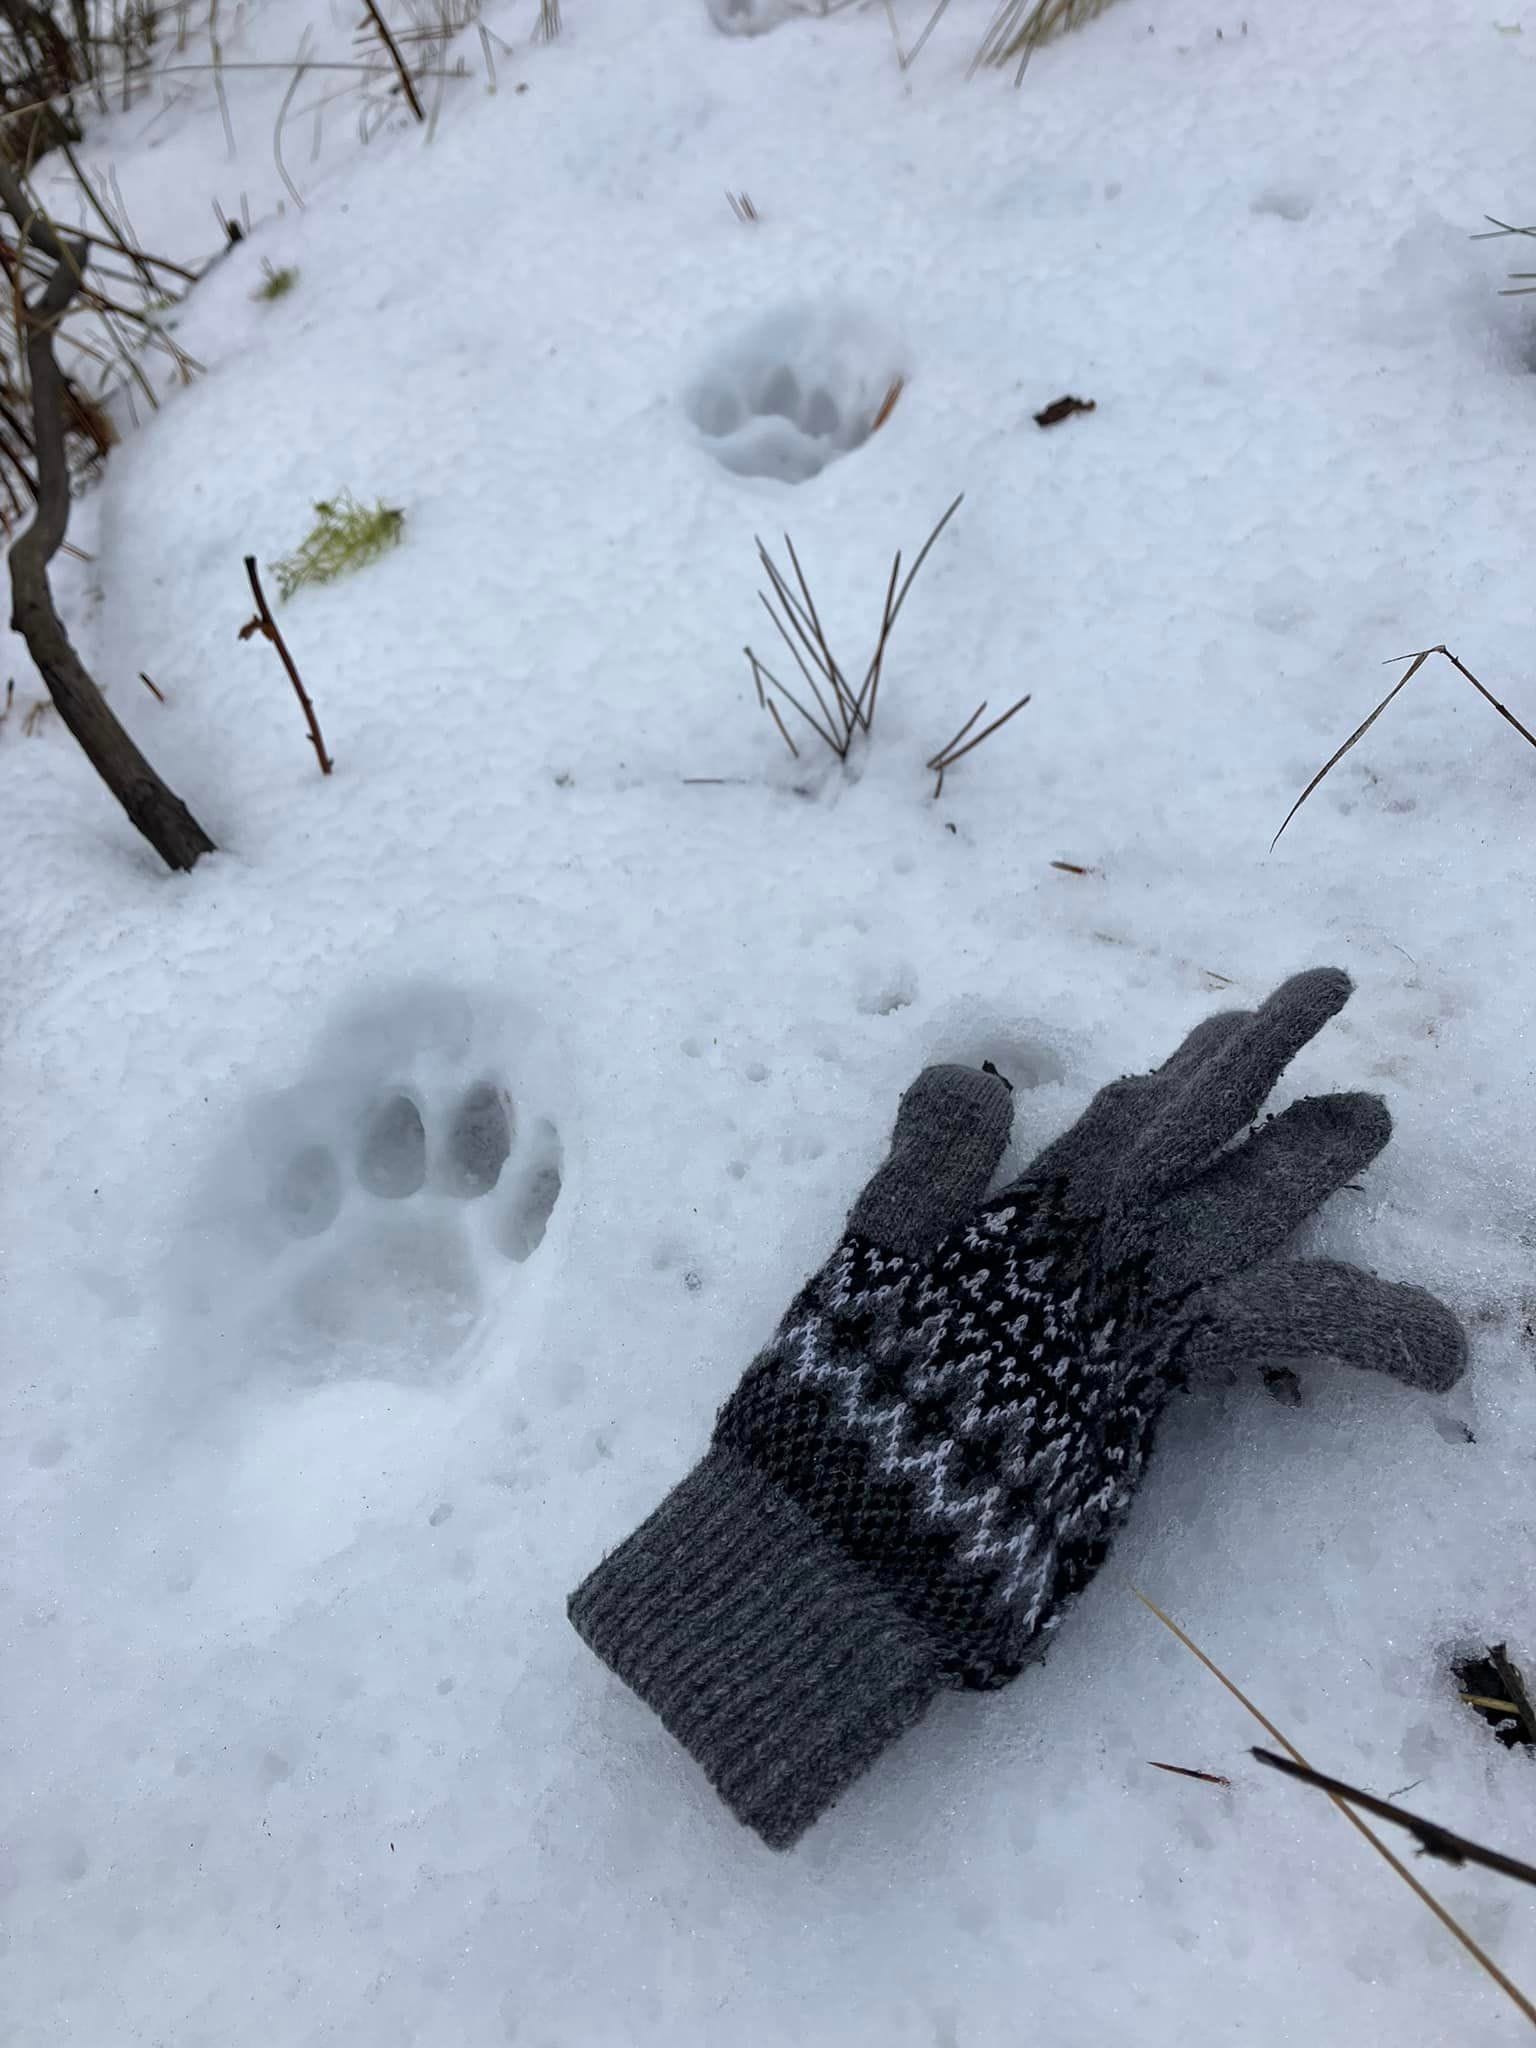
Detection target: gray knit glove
<box><xmin>568</xmin><ymin>969</ymin><xmax>1464</xmax><ymax>1851</ymax></box>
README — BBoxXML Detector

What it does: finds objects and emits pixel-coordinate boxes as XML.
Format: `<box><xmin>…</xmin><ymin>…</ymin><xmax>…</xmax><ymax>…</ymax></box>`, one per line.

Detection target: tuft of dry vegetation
<box><xmin>0</xmin><ymin>143</ymin><xmax>200</xmax><ymax>535</ymax></box>
<box><xmin>899</xmin><ymin>0</ymin><xmax>1125</xmax><ymax>81</ymax></box>
<box><xmin>744</xmin><ymin>495</ymin><xmax>963</xmax><ymax>765</ymax></box>
<box><xmin>741</xmin><ymin>497</ymin><xmax>1030</xmax><ymax>796</ymax></box>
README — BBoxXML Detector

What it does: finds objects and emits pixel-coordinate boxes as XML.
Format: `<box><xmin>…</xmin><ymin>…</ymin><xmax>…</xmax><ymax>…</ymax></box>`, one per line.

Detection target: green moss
<box><xmin>254</xmin><ymin>261</ymin><xmax>299</xmax><ymax>302</ymax></box>
<box><xmin>273</xmin><ymin>493</ymin><xmax>405</xmax><ymax>602</ymax></box>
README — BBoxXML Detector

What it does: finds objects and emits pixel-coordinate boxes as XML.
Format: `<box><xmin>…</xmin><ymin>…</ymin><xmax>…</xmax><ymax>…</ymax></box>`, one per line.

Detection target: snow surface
<box><xmin>4</xmin><ymin>0</ymin><xmax>1536</xmax><ymax>2041</ymax></box>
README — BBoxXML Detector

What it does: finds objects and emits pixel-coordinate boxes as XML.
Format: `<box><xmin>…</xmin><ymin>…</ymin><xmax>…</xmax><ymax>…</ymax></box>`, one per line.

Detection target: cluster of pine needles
<box><xmin>273</xmin><ymin>492</ymin><xmax>405</xmax><ymax>601</ymax></box>
<box><xmin>743</xmin><ymin>494</ymin><xmax>1030</xmax><ymax>794</ymax></box>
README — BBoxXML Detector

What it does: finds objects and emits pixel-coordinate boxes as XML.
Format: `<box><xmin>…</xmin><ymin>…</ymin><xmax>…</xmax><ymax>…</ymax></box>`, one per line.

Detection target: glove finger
<box><xmin>1122</xmin><ymin>967</ymin><xmax>1353</xmax><ymax>1204</ymax></box>
<box><xmin>1154</xmin><ymin>1007</ymin><xmax>1252</xmax><ymax>1083</ymax></box>
<box><xmin>1006</xmin><ymin>1072</ymin><xmax>1153</xmax><ymax>1204</ymax></box>
<box><xmin>1002</xmin><ymin>1010</ymin><xmax>1251</xmax><ymax>1215</ymax></box>
<box><xmin>1182</xmin><ymin>1258</ymin><xmax>1467</xmax><ymax>1393</ymax></box>
<box><xmin>848</xmin><ymin>1064</ymin><xmax>1013</xmax><ymax>1258</ymax></box>
<box><xmin>1149</xmin><ymin>1092</ymin><xmax>1392</xmax><ymax>1293</ymax></box>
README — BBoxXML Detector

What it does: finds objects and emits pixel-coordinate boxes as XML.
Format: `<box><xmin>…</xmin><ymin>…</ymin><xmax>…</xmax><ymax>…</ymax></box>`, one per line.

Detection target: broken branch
<box><xmin>240</xmin><ymin>554</ymin><xmax>333</xmax><ymax>774</ymax></box>
<box><xmin>0</xmin><ymin>159</ymin><xmax>214</xmax><ymax>871</ymax></box>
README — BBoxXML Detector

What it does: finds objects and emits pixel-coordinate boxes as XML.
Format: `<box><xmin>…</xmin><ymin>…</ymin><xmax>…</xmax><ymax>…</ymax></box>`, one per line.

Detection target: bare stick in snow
<box><xmin>1250</xmin><ymin>1750</ymin><xmax>1536</xmax><ymax>1892</ymax></box>
<box><xmin>239</xmin><ymin>555</ymin><xmax>334</xmax><ymax>775</ymax></box>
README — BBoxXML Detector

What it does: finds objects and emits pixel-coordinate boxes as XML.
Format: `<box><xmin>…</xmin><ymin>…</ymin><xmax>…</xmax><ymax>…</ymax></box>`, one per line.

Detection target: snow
<box><xmin>3</xmin><ymin>0</ymin><xmax>1535</xmax><ymax>2040</ymax></box>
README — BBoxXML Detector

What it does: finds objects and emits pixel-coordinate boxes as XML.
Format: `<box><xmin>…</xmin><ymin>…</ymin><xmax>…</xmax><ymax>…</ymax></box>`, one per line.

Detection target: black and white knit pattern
<box><xmin>716</xmin><ymin>1178</ymin><xmax>1191</xmax><ymax>1687</ymax></box>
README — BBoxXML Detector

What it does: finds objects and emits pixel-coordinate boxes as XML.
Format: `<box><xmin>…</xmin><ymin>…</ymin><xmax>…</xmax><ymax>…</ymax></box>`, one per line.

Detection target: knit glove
<box><xmin>568</xmin><ymin>969</ymin><xmax>1464</xmax><ymax>1851</ymax></box>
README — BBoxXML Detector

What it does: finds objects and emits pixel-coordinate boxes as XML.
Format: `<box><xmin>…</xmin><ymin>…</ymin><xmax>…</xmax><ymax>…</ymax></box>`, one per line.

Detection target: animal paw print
<box><xmin>175</xmin><ymin>983</ymin><xmax>563</xmax><ymax>1387</ymax></box>
<box><xmin>685</xmin><ymin>302</ymin><xmax>904</xmax><ymax>484</ymax></box>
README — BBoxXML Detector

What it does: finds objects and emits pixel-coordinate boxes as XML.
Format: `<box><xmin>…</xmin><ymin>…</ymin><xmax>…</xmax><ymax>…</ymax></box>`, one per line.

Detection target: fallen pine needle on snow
<box><xmin>1148</xmin><ymin>1761</ymin><xmax>1232</xmax><ymax>1787</ymax></box>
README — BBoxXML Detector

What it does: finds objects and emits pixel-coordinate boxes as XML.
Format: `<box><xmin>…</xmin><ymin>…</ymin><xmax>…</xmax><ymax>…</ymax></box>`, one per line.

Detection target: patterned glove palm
<box><xmin>569</xmin><ymin>970</ymin><xmax>1465</xmax><ymax>1850</ymax></box>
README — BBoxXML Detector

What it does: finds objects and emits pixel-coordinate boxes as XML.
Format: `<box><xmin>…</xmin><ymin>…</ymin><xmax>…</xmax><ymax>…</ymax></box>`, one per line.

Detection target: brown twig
<box><xmin>1272</xmin><ymin>644</ymin><xmax>1536</xmax><ymax>851</ymax></box>
<box><xmin>1251</xmin><ymin>1751</ymin><xmax>1536</xmax><ymax>1892</ymax></box>
<box><xmin>360</xmin><ymin>0</ymin><xmax>425</xmax><ymax>120</ymax></box>
<box><xmin>240</xmin><ymin>555</ymin><xmax>333</xmax><ymax>774</ymax></box>
<box><xmin>0</xmin><ymin>158</ymin><xmax>214</xmax><ymax>871</ymax></box>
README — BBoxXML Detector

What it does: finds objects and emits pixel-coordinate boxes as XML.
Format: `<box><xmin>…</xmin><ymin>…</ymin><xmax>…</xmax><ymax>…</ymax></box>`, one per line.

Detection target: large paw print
<box><xmin>172</xmin><ymin>983</ymin><xmax>563</xmax><ymax>1388</ymax></box>
<box><xmin>685</xmin><ymin>302</ymin><xmax>904</xmax><ymax>484</ymax></box>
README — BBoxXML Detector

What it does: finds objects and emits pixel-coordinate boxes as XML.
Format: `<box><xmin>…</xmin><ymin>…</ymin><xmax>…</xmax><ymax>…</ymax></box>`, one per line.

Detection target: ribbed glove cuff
<box><xmin>567</xmin><ymin>1446</ymin><xmax>947</xmax><ymax>1850</ymax></box>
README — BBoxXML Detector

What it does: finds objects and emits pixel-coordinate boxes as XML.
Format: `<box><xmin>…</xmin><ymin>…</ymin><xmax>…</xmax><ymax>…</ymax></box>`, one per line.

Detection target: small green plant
<box><xmin>273</xmin><ymin>493</ymin><xmax>405</xmax><ymax>602</ymax></box>
<box><xmin>254</xmin><ymin>261</ymin><xmax>299</xmax><ymax>302</ymax></box>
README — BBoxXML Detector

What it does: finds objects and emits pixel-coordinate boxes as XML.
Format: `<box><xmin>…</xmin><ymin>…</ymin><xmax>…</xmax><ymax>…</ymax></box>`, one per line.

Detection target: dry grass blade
<box><xmin>726</xmin><ymin>190</ymin><xmax>759</xmax><ymax>224</ymax></box>
<box><xmin>853</xmin><ymin>492</ymin><xmax>964</xmax><ymax>730</ymax></box>
<box><xmin>1270</xmin><ymin>647</ymin><xmax>1431</xmax><ymax>850</ymax></box>
<box><xmin>1431</xmin><ymin>644</ymin><xmax>1536</xmax><ymax>750</ymax></box>
<box><xmin>927</xmin><ymin>692</ymin><xmax>1030</xmax><ymax>796</ymax></box>
<box><xmin>765</xmin><ymin>697</ymin><xmax>798</xmax><ymax>759</ymax></box>
<box><xmin>755</xmin><ymin>541</ymin><xmax>851</xmax><ymax>731</ymax></box>
<box><xmin>274</xmin><ymin>41</ymin><xmax>315</xmax><ymax>210</ymax></box>
<box><xmin>927</xmin><ymin>699</ymin><xmax>987</xmax><ymax>771</ymax></box>
<box><xmin>746</xmin><ymin>645</ymin><xmax>839</xmax><ymax>754</ymax></box>
<box><xmin>974</xmin><ymin>0</ymin><xmax>1124</xmax><ymax>81</ymax></box>
<box><xmin>1134</xmin><ymin>1590</ymin><xmax>1536</xmax><ymax>2029</ymax></box>
<box><xmin>1471</xmin><ymin>216</ymin><xmax>1536</xmax><ymax>239</ymax></box>
<box><xmin>1272</xmin><ymin>644</ymin><xmax>1536</xmax><ymax>852</ymax></box>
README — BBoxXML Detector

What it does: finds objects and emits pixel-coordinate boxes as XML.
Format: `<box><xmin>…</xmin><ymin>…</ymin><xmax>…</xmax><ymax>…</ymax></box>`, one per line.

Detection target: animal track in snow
<box><xmin>171</xmin><ymin>983</ymin><xmax>563</xmax><ymax>1388</ymax></box>
<box><xmin>1251</xmin><ymin>188</ymin><xmax>1313</xmax><ymax>223</ymax></box>
<box><xmin>685</xmin><ymin>303</ymin><xmax>903</xmax><ymax>484</ymax></box>
<box><xmin>705</xmin><ymin>0</ymin><xmax>842</xmax><ymax>35</ymax></box>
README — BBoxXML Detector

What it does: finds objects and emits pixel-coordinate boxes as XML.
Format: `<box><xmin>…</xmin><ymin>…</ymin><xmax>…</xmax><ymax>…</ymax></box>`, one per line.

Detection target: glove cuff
<box><xmin>567</xmin><ymin>1445</ymin><xmax>947</xmax><ymax>1850</ymax></box>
